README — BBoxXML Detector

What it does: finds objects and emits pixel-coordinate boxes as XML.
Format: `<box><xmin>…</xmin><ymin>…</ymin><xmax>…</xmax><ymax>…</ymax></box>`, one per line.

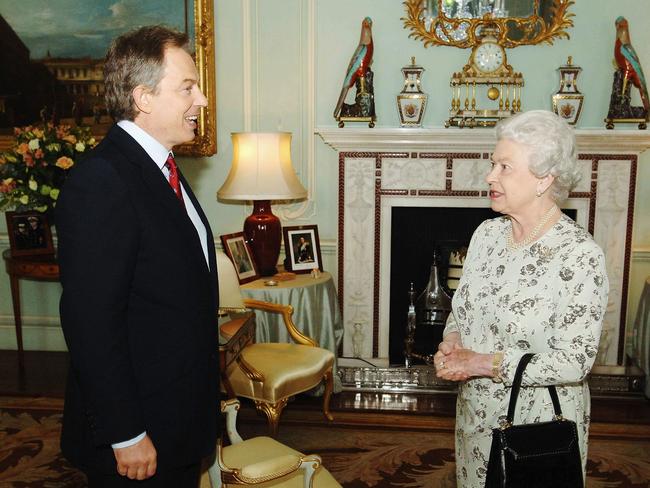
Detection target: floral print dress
<box><xmin>443</xmin><ymin>214</ymin><xmax>609</xmax><ymax>488</ymax></box>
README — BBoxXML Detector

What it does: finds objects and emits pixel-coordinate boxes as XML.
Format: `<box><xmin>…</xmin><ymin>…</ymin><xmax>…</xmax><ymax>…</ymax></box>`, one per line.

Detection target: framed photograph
<box><xmin>0</xmin><ymin>0</ymin><xmax>216</xmax><ymax>156</ymax></box>
<box><xmin>5</xmin><ymin>211</ymin><xmax>55</xmax><ymax>257</ymax></box>
<box><xmin>283</xmin><ymin>225</ymin><xmax>323</xmax><ymax>274</ymax></box>
<box><xmin>220</xmin><ymin>232</ymin><xmax>259</xmax><ymax>284</ymax></box>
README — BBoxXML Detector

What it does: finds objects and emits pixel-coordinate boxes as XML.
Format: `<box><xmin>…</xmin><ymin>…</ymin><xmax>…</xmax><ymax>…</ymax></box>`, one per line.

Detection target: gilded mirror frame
<box><xmin>402</xmin><ymin>0</ymin><xmax>574</xmax><ymax>49</ymax></box>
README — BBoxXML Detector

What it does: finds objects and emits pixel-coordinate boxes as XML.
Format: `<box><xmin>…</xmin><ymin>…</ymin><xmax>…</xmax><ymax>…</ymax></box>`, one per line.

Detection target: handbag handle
<box><xmin>505</xmin><ymin>353</ymin><xmax>563</xmax><ymax>425</ymax></box>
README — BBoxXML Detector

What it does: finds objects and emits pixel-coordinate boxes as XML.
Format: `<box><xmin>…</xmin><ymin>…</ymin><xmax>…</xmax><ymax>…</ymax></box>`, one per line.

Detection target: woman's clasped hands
<box><xmin>434</xmin><ymin>332</ymin><xmax>490</xmax><ymax>382</ymax></box>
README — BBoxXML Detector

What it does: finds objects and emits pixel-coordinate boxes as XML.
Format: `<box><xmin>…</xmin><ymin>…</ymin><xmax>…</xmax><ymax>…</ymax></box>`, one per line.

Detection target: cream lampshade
<box><xmin>217</xmin><ymin>132</ymin><xmax>307</xmax><ymax>276</ymax></box>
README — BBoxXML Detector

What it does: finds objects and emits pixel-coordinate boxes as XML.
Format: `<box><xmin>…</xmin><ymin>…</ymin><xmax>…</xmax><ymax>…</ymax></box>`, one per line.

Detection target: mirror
<box><xmin>403</xmin><ymin>0</ymin><xmax>574</xmax><ymax>48</ymax></box>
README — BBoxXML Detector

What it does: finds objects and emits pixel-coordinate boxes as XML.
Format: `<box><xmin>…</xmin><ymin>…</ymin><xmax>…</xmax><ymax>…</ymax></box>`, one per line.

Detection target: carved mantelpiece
<box><xmin>317</xmin><ymin>128</ymin><xmax>650</xmax><ymax>153</ymax></box>
<box><xmin>317</xmin><ymin>127</ymin><xmax>650</xmax><ymax>366</ymax></box>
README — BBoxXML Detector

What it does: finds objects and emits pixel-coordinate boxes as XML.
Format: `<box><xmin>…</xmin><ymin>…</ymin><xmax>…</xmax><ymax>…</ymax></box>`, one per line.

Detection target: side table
<box><xmin>2</xmin><ymin>249</ymin><xmax>60</xmax><ymax>369</ymax></box>
<box><xmin>240</xmin><ymin>271</ymin><xmax>344</xmax><ymax>392</ymax></box>
<box><xmin>219</xmin><ymin>310</ymin><xmax>256</xmax><ymax>398</ymax></box>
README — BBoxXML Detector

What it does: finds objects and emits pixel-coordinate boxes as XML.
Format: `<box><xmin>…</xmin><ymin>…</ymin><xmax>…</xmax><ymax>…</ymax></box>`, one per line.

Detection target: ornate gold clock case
<box><xmin>447</xmin><ymin>25</ymin><xmax>523</xmax><ymax>128</ymax></box>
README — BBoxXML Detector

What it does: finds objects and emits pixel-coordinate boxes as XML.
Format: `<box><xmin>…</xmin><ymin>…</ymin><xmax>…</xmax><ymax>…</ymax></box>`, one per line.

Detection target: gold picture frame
<box><xmin>0</xmin><ymin>0</ymin><xmax>216</xmax><ymax>156</ymax></box>
<box><xmin>177</xmin><ymin>0</ymin><xmax>217</xmax><ymax>156</ymax></box>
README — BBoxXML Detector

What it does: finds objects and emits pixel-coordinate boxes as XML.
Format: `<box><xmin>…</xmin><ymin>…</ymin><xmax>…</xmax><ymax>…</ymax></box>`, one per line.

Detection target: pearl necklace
<box><xmin>507</xmin><ymin>205</ymin><xmax>559</xmax><ymax>251</ymax></box>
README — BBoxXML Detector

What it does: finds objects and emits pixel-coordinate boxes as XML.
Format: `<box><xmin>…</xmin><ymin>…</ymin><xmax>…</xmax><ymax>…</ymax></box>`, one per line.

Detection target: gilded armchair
<box><xmin>216</xmin><ymin>251</ymin><xmax>335</xmax><ymax>435</ymax></box>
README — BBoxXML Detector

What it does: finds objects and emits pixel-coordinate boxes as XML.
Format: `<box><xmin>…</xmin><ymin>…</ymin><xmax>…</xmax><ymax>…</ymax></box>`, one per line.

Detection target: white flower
<box><xmin>28</xmin><ymin>179</ymin><xmax>38</xmax><ymax>191</ymax></box>
<box><xmin>75</xmin><ymin>142</ymin><xmax>85</xmax><ymax>152</ymax></box>
<box><xmin>28</xmin><ymin>138</ymin><xmax>40</xmax><ymax>151</ymax></box>
<box><xmin>19</xmin><ymin>195</ymin><xmax>29</xmax><ymax>204</ymax></box>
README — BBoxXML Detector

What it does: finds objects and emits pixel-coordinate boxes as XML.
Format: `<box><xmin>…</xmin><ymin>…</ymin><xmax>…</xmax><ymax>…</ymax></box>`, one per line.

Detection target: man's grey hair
<box><xmin>104</xmin><ymin>25</ymin><xmax>189</xmax><ymax>121</ymax></box>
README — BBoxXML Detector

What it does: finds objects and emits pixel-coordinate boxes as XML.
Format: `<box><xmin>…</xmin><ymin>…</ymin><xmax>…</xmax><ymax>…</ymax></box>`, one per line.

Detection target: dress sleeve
<box><xmin>499</xmin><ymin>243</ymin><xmax>609</xmax><ymax>387</ymax></box>
<box><xmin>443</xmin><ymin>311</ymin><xmax>459</xmax><ymax>336</ymax></box>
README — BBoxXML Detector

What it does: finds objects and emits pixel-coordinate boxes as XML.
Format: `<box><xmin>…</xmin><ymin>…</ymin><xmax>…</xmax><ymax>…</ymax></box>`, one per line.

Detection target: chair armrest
<box><xmin>219</xmin><ymin>449</ymin><xmax>322</xmax><ymax>486</ymax></box>
<box><xmin>235</xmin><ymin>354</ymin><xmax>265</xmax><ymax>383</ymax></box>
<box><xmin>220</xmin><ymin>398</ymin><xmax>244</xmax><ymax>444</ymax></box>
<box><xmin>298</xmin><ymin>454</ymin><xmax>323</xmax><ymax>488</ymax></box>
<box><xmin>244</xmin><ymin>298</ymin><xmax>318</xmax><ymax>347</ymax></box>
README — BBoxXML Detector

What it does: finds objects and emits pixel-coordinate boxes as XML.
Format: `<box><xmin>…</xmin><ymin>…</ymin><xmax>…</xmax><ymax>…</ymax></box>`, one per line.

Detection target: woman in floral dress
<box><xmin>434</xmin><ymin>110</ymin><xmax>608</xmax><ymax>488</ymax></box>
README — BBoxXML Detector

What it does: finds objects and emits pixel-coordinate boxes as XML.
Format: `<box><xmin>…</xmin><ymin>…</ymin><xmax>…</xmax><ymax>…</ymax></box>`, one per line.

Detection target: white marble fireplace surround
<box><xmin>317</xmin><ymin>128</ymin><xmax>650</xmax><ymax>366</ymax></box>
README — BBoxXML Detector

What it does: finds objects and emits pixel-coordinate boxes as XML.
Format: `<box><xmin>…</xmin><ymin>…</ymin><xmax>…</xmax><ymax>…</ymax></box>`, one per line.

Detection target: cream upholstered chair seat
<box><xmin>208</xmin><ymin>399</ymin><xmax>341</xmax><ymax>488</ymax></box>
<box><xmin>226</xmin><ymin>342</ymin><xmax>334</xmax><ymax>404</ymax></box>
<box><xmin>216</xmin><ymin>251</ymin><xmax>335</xmax><ymax>435</ymax></box>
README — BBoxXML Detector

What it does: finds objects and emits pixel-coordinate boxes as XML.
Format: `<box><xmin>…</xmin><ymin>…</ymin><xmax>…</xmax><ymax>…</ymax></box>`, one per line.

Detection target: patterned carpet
<box><xmin>2</xmin><ymin>396</ymin><xmax>649</xmax><ymax>487</ymax></box>
<box><xmin>0</xmin><ymin>397</ymin><xmax>86</xmax><ymax>487</ymax></box>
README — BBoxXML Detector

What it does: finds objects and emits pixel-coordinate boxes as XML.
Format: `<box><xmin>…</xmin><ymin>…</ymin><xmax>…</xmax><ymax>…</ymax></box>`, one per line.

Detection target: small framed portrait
<box><xmin>6</xmin><ymin>211</ymin><xmax>55</xmax><ymax>257</ymax></box>
<box><xmin>283</xmin><ymin>225</ymin><xmax>323</xmax><ymax>274</ymax></box>
<box><xmin>220</xmin><ymin>232</ymin><xmax>259</xmax><ymax>284</ymax></box>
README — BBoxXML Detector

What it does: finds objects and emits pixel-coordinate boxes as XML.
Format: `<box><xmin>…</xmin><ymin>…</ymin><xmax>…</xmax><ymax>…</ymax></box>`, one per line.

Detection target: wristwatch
<box><xmin>492</xmin><ymin>352</ymin><xmax>504</xmax><ymax>383</ymax></box>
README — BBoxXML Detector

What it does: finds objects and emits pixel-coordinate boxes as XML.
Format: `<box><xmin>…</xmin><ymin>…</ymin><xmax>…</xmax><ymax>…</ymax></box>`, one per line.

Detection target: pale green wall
<box><xmin>1</xmin><ymin>0</ymin><xmax>649</xmax><ymax>353</ymax></box>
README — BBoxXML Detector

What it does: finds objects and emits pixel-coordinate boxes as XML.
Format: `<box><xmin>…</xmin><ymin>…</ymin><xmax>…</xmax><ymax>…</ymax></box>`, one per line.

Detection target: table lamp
<box><xmin>218</xmin><ymin>132</ymin><xmax>307</xmax><ymax>276</ymax></box>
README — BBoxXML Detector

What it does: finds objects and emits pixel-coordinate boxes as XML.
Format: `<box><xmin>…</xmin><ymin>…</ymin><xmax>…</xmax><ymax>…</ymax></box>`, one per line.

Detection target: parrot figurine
<box><xmin>614</xmin><ymin>16</ymin><xmax>649</xmax><ymax>113</ymax></box>
<box><xmin>333</xmin><ymin>17</ymin><xmax>374</xmax><ymax>119</ymax></box>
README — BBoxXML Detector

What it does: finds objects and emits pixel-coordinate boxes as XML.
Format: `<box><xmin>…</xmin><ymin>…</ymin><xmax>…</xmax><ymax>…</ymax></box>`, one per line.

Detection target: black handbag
<box><xmin>485</xmin><ymin>353</ymin><xmax>584</xmax><ymax>488</ymax></box>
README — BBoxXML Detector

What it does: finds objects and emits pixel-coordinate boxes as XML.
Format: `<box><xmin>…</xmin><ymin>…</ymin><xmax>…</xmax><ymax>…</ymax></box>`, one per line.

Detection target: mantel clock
<box><xmin>447</xmin><ymin>25</ymin><xmax>523</xmax><ymax>128</ymax></box>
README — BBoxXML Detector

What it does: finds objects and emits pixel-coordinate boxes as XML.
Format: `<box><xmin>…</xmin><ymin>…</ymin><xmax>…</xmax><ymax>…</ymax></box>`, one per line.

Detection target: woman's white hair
<box><xmin>495</xmin><ymin>110</ymin><xmax>580</xmax><ymax>203</ymax></box>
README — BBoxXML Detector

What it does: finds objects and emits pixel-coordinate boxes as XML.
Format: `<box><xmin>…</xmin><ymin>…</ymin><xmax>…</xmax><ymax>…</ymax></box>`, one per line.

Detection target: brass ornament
<box><xmin>446</xmin><ymin>25</ymin><xmax>524</xmax><ymax>128</ymax></box>
<box><xmin>402</xmin><ymin>0</ymin><xmax>575</xmax><ymax>49</ymax></box>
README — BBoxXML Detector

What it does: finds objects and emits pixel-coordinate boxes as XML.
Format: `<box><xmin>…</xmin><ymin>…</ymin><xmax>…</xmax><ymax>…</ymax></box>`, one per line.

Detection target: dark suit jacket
<box><xmin>56</xmin><ymin>125</ymin><xmax>220</xmax><ymax>473</ymax></box>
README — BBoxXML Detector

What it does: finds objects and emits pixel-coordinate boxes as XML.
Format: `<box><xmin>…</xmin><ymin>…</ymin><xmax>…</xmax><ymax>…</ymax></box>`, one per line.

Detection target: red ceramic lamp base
<box><xmin>243</xmin><ymin>200</ymin><xmax>281</xmax><ymax>276</ymax></box>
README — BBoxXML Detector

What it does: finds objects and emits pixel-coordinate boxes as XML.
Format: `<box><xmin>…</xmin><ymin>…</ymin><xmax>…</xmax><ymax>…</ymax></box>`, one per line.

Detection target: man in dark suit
<box><xmin>56</xmin><ymin>25</ymin><xmax>219</xmax><ymax>487</ymax></box>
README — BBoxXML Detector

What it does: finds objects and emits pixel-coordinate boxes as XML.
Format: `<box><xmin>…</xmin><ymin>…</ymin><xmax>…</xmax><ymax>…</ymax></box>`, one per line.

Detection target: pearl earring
<box><xmin>536</xmin><ymin>190</ymin><xmax>542</xmax><ymax>197</ymax></box>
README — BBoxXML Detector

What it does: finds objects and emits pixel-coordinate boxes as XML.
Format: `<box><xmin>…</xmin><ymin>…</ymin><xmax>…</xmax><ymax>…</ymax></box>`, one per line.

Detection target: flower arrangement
<box><xmin>0</xmin><ymin>124</ymin><xmax>97</xmax><ymax>213</ymax></box>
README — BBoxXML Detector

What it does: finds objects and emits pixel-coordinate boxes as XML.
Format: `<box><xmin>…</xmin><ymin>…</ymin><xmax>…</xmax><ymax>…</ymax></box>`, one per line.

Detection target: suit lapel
<box><xmin>106</xmin><ymin>126</ymin><xmax>210</xmax><ymax>275</ymax></box>
<box><xmin>178</xmin><ymin>169</ymin><xmax>217</xmax><ymax>274</ymax></box>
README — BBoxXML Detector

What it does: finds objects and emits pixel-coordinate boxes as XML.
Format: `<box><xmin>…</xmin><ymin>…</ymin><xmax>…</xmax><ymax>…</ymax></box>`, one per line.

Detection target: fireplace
<box><xmin>318</xmin><ymin>128</ymin><xmax>649</xmax><ymax>368</ymax></box>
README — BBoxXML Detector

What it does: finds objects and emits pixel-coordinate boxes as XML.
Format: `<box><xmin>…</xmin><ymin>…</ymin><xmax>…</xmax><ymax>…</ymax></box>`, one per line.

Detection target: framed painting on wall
<box><xmin>0</xmin><ymin>0</ymin><xmax>216</xmax><ymax>156</ymax></box>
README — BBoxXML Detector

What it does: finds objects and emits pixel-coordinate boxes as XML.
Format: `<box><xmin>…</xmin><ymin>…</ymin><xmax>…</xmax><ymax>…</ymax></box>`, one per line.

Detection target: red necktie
<box><xmin>165</xmin><ymin>153</ymin><xmax>185</xmax><ymax>207</ymax></box>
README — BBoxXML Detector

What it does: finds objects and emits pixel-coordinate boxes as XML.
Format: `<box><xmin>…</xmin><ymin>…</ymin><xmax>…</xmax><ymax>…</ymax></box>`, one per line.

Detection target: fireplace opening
<box><xmin>388</xmin><ymin>206</ymin><xmax>577</xmax><ymax>365</ymax></box>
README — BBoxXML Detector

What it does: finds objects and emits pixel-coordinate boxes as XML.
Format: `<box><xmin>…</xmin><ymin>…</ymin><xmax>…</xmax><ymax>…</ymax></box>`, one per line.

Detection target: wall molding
<box><xmin>634</xmin><ymin>248</ymin><xmax>650</xmax><ymax>262</ymax></box>
<box><xmin>0</xmin><ymin>316</ymin><xmax>66</xmax><ymax>351</ymax></box>
<box><xmin>1</xmin><ymin>243</ymin><xmax>645</xmax><ymax>353</ymax></box>
<box><xmin>0</xmin><ymin>238</ymin><xmax>339</xmax><ymax>351</ymax></box>
<box><xmin>276</xmin><ymin>0</ymin><xmax>317</xmax><ymax>222</ymax></box>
